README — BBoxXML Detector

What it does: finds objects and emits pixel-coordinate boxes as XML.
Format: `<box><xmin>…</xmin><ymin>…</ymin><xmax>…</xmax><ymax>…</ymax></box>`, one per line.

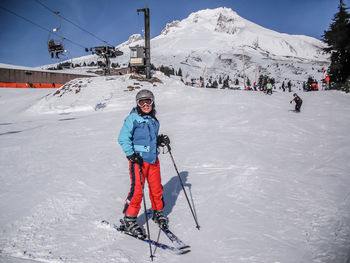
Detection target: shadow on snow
<box><xmin>138</xmin><ymin>171</ymin><xmax>199</xmax><ymax>227</ymax></box>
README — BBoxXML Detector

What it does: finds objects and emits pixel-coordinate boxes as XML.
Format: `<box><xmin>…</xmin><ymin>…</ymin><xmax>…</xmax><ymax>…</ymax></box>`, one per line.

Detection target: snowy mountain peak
<box><xmin>215</xmin><ymin>11</ymin><xmax>245</xmax><ymax>34</ymax></box>
<box><xmin>161</xmin><ymin>7</ymin><xmax>245</xmax><ymax>35</ymax></box>
<box><xmin>153</xmin><ymin>7</ymin><xmax>326</xmax><ymax>57</ymax></box>
<box><xmin>118</xmin><ymin>34</ymin><xmax>143</xmax><ymax>48</ymax></box>
<box><xmin>61</xmin><ymin>7</ymin><xmax>329</xmax><ymax>85</ymax></box>
<box><xmin>161</xmin><ymin>20</ymin><xmax>181</xmax><ymax>36</ymax></box>
<box><xmin>187</xmin><ymin>7</ymin><xmax>240</xmax><ymax>23</ymax></box>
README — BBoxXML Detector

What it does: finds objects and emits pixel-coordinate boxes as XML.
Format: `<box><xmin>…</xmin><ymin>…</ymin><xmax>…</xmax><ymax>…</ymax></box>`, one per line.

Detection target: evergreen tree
<box><xmin>258</xmin><ymin>75</ymin><xmax>264</xmax><ymax>87</ymax></box>
<box><xmin>323</xmin><ymin>0</ymin><xmax>350</xmax><ymax>86</ymax></box>
<box><xmin>159</xmin><ymin>65</ymin><xmax>174</xmax><ymax>77</ymax></box>
<box><xmin>223</xmin><ymin>76</ymin><xmax>230</xmax><ymax>88</ymax></box>
<box><xmin>262</xmin><ymin>76</ymin><xmax>268</xmax><ymax>89</ymax></box>
<box><xmin>177</xmin><ymin>68</ymin><xmax>183</xmax><ymax>77</ymax></box>
<box><xmin>165</xmin><ymin>68</ymin><xmax>170</xmax><ymax>77</ymax></box>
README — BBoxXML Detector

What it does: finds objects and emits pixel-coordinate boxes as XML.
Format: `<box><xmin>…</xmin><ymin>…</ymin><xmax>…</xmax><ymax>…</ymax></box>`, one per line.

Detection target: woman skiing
<box><xmin>118</xmin><ymin>89</ymin><xmax>170</xmax><ymax>238</ymax></box>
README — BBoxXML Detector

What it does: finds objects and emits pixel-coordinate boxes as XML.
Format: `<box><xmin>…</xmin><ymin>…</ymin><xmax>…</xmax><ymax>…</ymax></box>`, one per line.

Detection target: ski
<box><xmin>161</xmin><ymin>227</ymin><xmax>191</xmax><ymax>251</ymax></box>
<box><xmin>101</xmin><ymin>220</ymin><xmax>190</xmax><ymax>255</ymax></box>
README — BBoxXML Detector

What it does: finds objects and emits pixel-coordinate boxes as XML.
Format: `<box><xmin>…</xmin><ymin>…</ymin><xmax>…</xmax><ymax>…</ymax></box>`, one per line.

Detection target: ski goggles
<box><xmin>137</xmin><ymin>98</ymin><xmax>153</xmax><ymax>107</ymax></box>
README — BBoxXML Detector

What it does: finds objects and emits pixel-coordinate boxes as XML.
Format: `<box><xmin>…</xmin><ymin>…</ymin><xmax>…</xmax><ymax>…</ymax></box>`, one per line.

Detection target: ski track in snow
<box><xmin>1</xmin><ymin>73</ymin><xmax>350</xmax><ymax>263</ymax></box>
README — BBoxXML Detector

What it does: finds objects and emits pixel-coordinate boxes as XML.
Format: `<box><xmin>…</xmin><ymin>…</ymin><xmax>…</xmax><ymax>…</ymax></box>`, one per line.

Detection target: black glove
<box><xmin>127</xmin><ymin>153</ymin><xmax>143</xmax><ymax>167</ymax></box>
<box><xmin>158</xmin><ymin>134</ymin><xmax>170</xmax><ymax>147</ymax></box>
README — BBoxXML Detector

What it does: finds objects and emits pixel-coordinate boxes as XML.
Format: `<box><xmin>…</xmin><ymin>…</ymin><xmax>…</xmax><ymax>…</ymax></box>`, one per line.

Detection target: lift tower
<box><xmin>137</xmin><ymin>7</ymin><xmax>151</xmax><ymax>79</ymax></box>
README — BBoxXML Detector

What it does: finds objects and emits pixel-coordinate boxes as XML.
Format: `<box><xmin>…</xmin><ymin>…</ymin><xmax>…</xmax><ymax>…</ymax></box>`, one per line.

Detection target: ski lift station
<box><xmin>129</xmin><ymin>46</ymin><xmax>145</xmax><ymax>67</ymax></box>
<box><xmin>0</xmin><ymin>64</ymin><xmax>96</xmax><ymax>88</ymax></box>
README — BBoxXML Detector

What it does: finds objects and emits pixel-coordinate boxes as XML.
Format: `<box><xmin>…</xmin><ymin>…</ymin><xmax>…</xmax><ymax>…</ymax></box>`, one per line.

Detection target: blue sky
<box><xmin>0</xmin><ymin>0</ymin><xmax>348</xmax><ymax>67</ymax></box>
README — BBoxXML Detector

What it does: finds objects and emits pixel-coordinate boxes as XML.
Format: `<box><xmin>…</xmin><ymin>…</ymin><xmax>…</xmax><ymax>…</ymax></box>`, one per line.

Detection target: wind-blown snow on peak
<box><xmin>157</xmin><ymin>7</ymin><xmax>245</xmax><ymax>38</ymax></box>
<box><xmin>190</xmin><ymin>7</ymin><xmax>245</xmax><ymax>34</ymax></box>
<box><xmin>118</xmin><ymin>34</ymin><xmax>143</xmax><ymax>48</ymax></box>
<box><xmin>161</xmin><ymin>20</ymin><xmax>181</xmax><ymax>35</ymax></box>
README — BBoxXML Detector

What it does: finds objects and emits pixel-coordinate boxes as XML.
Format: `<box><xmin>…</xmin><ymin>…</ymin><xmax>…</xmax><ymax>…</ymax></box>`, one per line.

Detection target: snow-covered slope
<box><xmin>151</xmin><ymin>7</ymin><xmax>324</xmax><ymax>59</ymax></box>
<box><xmin>41</xmin><ymin>7</ymin><xmax>329</xmax><ymax>87</ymax></box>
<box><xmin>0</xmin><ymin>73</ymin><xmax>349</xmax><ymax>263</ymax></box>
<box><xmin>149</xmin><ymin>7</ymin><xmax>328</xmax><ymax>82</ymax></box>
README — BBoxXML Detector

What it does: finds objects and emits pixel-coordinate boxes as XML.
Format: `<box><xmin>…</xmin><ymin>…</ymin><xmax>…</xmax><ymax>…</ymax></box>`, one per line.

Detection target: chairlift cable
<box><xmin>34</xmin><ymin>0</ymin><xmax>112</xmax><ymax>46</ymax></box>
<box><xmin>0</xmin><ymin>5</ymin><xmax>87</xmax><ymax>49</ymax></box>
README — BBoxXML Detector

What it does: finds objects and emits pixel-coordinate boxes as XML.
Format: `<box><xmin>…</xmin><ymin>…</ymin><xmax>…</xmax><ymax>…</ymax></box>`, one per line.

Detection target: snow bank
<box><xmin>26</xmin><ymin>72</ymin><xmax>183</xmax><ymax>114</ymax></box>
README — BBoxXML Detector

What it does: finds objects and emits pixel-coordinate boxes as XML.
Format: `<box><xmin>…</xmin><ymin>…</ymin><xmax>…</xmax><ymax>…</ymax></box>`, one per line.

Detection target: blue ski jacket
<box><xmin>118</xmin><ymin>108</ymin><xmax>160</xmax><ymax>164</ymax></box>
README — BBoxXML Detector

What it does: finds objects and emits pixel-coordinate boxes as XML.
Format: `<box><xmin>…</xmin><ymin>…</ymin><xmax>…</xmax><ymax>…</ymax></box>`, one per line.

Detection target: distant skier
<box><xmin>282</xmin><ymin>81</ymin><xmax>285</xmax><ymax>92</ymax></box>
<box><xmin>287</xmin><ymin>80</ymin><xmax>292</xmax><ymax>92</ymax></box>
<box><xmin>266</xmin><ymin>81</ymin><xmax>273</xmax><ymax>95</ymax></box>
<box><xmin>253</xmin><ymin>82</ymin><xmax>257</xmax><ymax>91</ymax></box>
<box><xmin>118</xmin><ymin>89</ymin><xmax>170</xmax><ymax>238</ymax></box>
<box><xmin>290</xmin><ymin>93</ymin><xmax>303</xmax><ymax>112</ymax></box>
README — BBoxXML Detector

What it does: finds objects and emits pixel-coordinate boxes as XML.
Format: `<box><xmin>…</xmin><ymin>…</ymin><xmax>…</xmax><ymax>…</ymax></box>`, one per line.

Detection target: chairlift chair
<box><xmin>47</xmin><ymin>11</ymin><xmax>66</xmax><ymax>59</ymax></box>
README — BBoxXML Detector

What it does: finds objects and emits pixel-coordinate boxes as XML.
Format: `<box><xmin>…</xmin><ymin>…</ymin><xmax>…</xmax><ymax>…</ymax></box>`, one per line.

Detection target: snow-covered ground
<box><xmin>1</xmin><ymin>73</ymin><xmax>350</xmax><ymax>263</ymax></box>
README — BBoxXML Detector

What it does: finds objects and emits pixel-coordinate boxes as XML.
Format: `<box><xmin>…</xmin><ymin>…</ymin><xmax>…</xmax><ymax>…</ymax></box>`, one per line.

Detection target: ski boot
<box><xmin>120</xmin><ymin>214</ymin><xmax>146</xmax><ymax>239</ymax></box>
<box><xmin>153</xmin><ymin>210</ymin><xmax>168</xmax><ymax>230</ymax></box>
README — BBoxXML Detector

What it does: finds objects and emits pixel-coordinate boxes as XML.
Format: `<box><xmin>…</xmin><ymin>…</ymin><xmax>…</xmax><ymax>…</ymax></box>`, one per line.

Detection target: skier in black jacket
<box><xmin>290</xmin><ymin>93</ymin><xmax>303</xmax><ymax>112</ymax></box>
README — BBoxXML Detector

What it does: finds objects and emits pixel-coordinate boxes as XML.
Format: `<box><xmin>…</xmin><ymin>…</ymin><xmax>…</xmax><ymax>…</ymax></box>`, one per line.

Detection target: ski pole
<box><xmin>166</xmin><ymin>144</ymin><xmax>200</xmax><ymax>230</ymax></box>
<box><xmin>138</xmin><ymin>165</ymin><xmax>154</xmax><ymax>261</ymax></box>
<box><xmin>152</xmin><ymin>228</ymin><xmax>162</xmax><ymax>256</ymax></box>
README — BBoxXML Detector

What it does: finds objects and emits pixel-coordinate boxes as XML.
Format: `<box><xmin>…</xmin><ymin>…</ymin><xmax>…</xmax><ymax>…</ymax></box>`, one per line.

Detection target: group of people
<box><xmin>48</xmin><ymin>39</ymin><xmax>64</xmax><ymax>59</ymax></box>
<box><xmin>281</xmin><ymin>81</ymin><xmax>292</xmax><ymax>92</ymax></box>
<box><xmin>262</xmin><ymin>81</ymin><xmax>303</xmax><ymax>111</ymax></box>
<box><xmin>251</xmin><ymin>80</ymin><xmax>291</xmax><ymax>94</ymax></box>
<box><xmin>303</xmin><ymin>80</ymin><xmax>319</xmax><ymax>91</ymax></box>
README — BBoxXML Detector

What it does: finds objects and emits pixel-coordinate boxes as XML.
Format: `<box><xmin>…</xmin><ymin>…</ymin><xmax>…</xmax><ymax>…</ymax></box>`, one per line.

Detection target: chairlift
<box><xmin>47</xmin><ymin>11</ymin><xmax>66</xmax><ymax>59</ymax></box>
<box><xmin>85</xmin><ymin>45</ymin><xmax>123</xmax><ymax>75</ymax></box>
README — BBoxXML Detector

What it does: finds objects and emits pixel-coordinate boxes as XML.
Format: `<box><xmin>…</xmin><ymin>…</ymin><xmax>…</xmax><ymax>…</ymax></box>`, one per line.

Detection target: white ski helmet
<box><xmin>136</xmin><ymin>89</ymin><xmax>154</xmax><ymax>104</ymax></box>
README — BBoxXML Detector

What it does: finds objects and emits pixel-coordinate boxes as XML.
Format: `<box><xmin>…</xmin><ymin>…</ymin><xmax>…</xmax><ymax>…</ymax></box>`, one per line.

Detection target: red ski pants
<box><xmin>123</xmin><ymin>158</ymin><xmax>164</xmax><ymax>216</ymax></box>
